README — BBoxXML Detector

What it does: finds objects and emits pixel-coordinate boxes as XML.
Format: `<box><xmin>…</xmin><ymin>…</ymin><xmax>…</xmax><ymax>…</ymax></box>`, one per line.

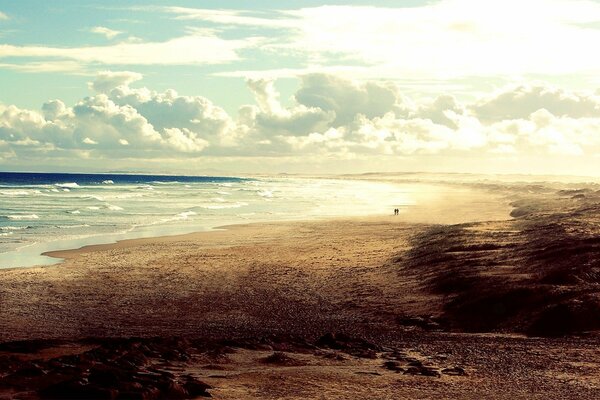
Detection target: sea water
<box><xmin>0</xmin><ymin>172</ymin><xmax>414</xmax><ymax>268</ymax></box>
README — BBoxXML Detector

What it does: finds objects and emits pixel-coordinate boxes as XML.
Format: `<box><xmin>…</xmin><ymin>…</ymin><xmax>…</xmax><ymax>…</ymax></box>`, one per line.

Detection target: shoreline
<box><xmin>2</xmin><ymin>179</ymin><xmax>515</xmax><ymax>271</ymax></box>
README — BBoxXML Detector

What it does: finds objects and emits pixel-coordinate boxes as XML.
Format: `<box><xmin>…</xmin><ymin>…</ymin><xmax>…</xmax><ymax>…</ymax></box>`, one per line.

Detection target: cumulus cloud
<box><xmin>472</xmin><ymin>84</ymin><xmax>600</xmax><ymax>121</ymax></box>
<box><xmin>90</xmin><ymin>26</ymin><xmax>123</xmax><ymax>40</ymax></box>
<box><xmin>1</xmin><ymin>72</ymin><xmax>600</xmax><ymax>171</ymax></box>
<box><xmin>0</xmin><ymin>11</ymin><xmax>8</xmax><ymax>20</ymax></box>
<box><xmin>90</xmin><ymin>71</ymin><xmax>143</xmax><ymax>93</ymax></box>
<box><xmin>295</xmin><ymin>74</ymin><xmax>403</xmax><ymax>125</ymax></box>
<box><xmin>242</xmin><ymin>78</ymin><xmax>335</xmax><ymax>139</ymax></box>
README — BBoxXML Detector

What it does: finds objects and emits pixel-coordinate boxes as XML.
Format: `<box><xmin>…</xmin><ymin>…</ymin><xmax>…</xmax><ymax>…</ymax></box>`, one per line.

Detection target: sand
<box><xmin>0</xmin><ymin>179</ymin><xmax>599</xmax><ymax>399</ymax></box>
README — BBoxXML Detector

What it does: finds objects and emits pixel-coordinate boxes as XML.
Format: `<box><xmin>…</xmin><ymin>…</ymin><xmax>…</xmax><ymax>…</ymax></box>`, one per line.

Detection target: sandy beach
<box><xmin>1</xmin><ymin>179</ymin><xmax>599</xmax><ymax>399</ymax></box>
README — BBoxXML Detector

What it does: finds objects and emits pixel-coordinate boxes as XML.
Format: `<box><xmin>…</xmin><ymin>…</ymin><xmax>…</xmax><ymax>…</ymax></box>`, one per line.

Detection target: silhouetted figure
<box><xmin>393</xmin><ymin>208</ymin><xmax>399</xmax><ymax>215</ymax></box>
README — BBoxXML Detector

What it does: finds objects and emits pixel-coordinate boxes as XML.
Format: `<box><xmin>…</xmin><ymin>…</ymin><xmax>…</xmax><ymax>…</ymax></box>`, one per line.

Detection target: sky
<box><xmin>1</xmin><ymin>0</ymin><xmax>600</xmax><ymax>176</ymax></box>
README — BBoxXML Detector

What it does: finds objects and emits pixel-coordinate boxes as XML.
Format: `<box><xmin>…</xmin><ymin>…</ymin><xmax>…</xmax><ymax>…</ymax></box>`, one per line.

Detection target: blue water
<box><xmin>0</xmin><ymin>172</ymin><xmax>413</xmax><ymax>268</ymax></box>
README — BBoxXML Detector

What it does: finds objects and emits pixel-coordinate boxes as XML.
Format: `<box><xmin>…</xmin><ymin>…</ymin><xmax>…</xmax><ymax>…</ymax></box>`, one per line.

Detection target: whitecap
<box><xmin>257</xmin><ymin>190</ymin><xmax>274</xmax><ymax>198</ymax></box>
<box><xmin>216</xmin><ymin>191</ymin><xmax>231</xmax><ymax>196</ymax></box>
<box><xmin>68</xmin><ymin>210</ymin><xmax>81</xmax><ymax>214</ymax></box>
<box><xmin>107</xmin><ymin>204</ymin><xmax>124</xmax><ymax>211</ymax></box>
<box><xmin>85</xmin><ymin>195</ymin><xmax>105</xmax><ymax>201</ymax></box>
<box><xmin>177</xmin><ymin>211</ymin><xmax>197</xmax><ymax>219</ymax></box>
<box><xmin>56</xmin><ymin>224</ymin><xmax>90</xmax><ymax>229</ymax></box>
<box><xmin>158</xmin><ymin>210</ymin><xmax>198</xmax><ymax>224</ymax></box>
<box><xmin>0</xmin><ymin>232</ymin><xmax>13</xmax><ymax>236</ymax></box>
<box><xmin>0</xmin><ymin>226</ymin><xmax>28</xmax><ymax>231</ymax></box>
<box><xmin>198</xmin><ymin>202</ymin><xmax>248</xmax><ymax>210</ymax></box>
<box><xmin>86</xmin><ymin>206</ymin><xmax>101</xmax><ymax>210</ymax></box>
<box><xmin>6</xmin><ymin>214</ymin><xmax>39</xmax><ymax>220</ymax></box>
<box><xmin>0</xmin><ymin>190</ymin><xmax>32</xmax><ymax>196</ymax></box>
<box><xmin>102</xmin><ymin>180</ymin><xmax>114</xmax><ymax>184</ymax></box>
<box><xmin>55</xmin><ymin>182</ymin><xmax>79</xmax><ymax>188</ymax></box>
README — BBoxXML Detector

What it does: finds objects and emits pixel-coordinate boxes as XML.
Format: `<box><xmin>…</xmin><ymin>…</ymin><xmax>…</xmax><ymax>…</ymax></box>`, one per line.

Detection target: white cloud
<box><xmin>0</xmin><ymin>33</ymin><xmax>259</xmax><ymax>66</ymax></box>
<box><xmin>2</xmin><ymin>72</ymin><xmax>600</xmax><ymax>171</ymax></box>
<box><xmin>472</xmin><ymin>84</ymin><xmax>600</xmax><ymax>121</ymax></box>
<box><xmin>0</xmin><ymin>61</ymin><xmax>86</xmax><ymax>74</ymax></box>
<box><xmin>164</xmin><ymin>127</ymin><xmax>210</xmax><ymax>153</ymax></box>
<box><xmin>295</xmin><ymin>74</ymin><xmax>404</xmax><ymax>126</ymax></box>
<box><xmin>164</xmin><ymin>1</ymin><xmax>600</xmax><ymax>80</ymax></box>
<box><xmin>90</xmin><ymin>26</ymin><xmax>123</xmax><ymax>39</ymax></box>
<box><xmin>163</xmin><ymin>7</ymin><xmax>292</xmax><ymax>29</ymax></box>
<box><xmin>90</xmin><ymin>71</ymin><xmax>143</xmax><ymax>93</ymax></box>
<box><xmin>0</xmin><ymin>11</ymin><xmax>8</xmax><ymax>20</ymax></box>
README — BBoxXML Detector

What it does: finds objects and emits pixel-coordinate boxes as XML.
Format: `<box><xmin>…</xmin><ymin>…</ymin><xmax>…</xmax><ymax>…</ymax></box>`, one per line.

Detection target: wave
<box><xmin>113</xmin><ymin>193</ymin><xmax>145</xmax><ymax>199</ymax></box>
<box><xmin>216</xmin><ymin>191</ymin><xmax>231</xmax><ymax>196</ymax></box>
<box><xmin>152</xmin><ymin>181</ymin><xmax>179</xmax><ymax>185</ymax></box>
<box><xmin>68</xmin><ymin>210</ymin><xmax>81</xmax><ymax>214</ymax></box>
<box><xmin>137</xmin><ymin>185</ymin><xmax>155</xmax><ymax>191</ymax></box>
<box><xmin>5</xmin><ymin>214</ymin><xmax>39</xmax><ymax>220</ymax></box>
<box><xmin>56</xmin><ymin>224</ymin><xmax>90</xmax><ymax>229</ymax></box>
<box><xmin>197</xmin><ymin>202</ymin><xmax>248</xmax><ymax>210</ymax></box>
<box><xmin>157</xmin><ymin>211</ymin><xmax>197</xmax><ymax>224</ymax></box>
<box><xmin>0</xmin><ymin>189</ymin><xmax>42</xmax><ymax>196</ymax></box>
<box><xmin>107</xmin><ymin>204</ymin><xmax>124</xmax><ymax>211</ymax></box>
<box><xmin>257</xmin><ymin>190</ymin><xmax>274</xmax><ymax>198</ymax></box>
<box><xmin>87</xmin><ymin>206</ymin><xmax>101</xmax><ymax>210</ymax></box>
<box><xmin>1</xmin><ymin>226</ymin><xmax>29</xmax><ymax>231</ymax></box>
<box><xmin>55</xmin><ymin>182</ymin><xmax>79</xmax><ymax>189</ymax></box>
<box><xmin>102</xmin><ymin>180</ymin><xmax>114</xmax><ymax>184</ymax></box>
<box><xmin>0</xmin><ymin>232</ymin><xmax>13</xmax><ymax>236</ymax></box>
<box><xmin>177</xmin><ymin>211</ymin><xmax>197</xmax><ymax>219</ymax></box>
<box><xmin>84</xmin><ymin>195</ymin><xmax>105</xmax><ymax>201</ymax></box>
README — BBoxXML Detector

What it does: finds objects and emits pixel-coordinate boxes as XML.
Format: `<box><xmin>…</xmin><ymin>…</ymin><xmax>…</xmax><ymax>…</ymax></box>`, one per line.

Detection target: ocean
<box><xmin>0</xmin><ymin>172</ymin><xmax>413</xmax><ymax>268</ymax></box>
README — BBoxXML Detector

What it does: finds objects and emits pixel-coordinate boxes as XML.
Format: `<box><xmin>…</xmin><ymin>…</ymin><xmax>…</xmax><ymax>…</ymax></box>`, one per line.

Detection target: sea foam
<box><xmin>6</xmin><ymin>214</ymin><xmax>39</xmax><ymax>220</ymax></box>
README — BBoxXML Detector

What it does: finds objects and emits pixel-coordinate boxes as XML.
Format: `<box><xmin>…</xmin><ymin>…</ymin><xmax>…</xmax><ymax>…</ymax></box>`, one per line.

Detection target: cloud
<box><xmin>162</xmin><ymin>7</ymin><xmax>292</xmax><ymax>29</ymax></box>
<box><xmin>0</xmin><ymin>11</ymin><xmax>8</xmax><ymax>20</ymax></box>
<box><xmin>162</xmin><ymin>1</ymin><xmax>600</xmax><ymax>81</ymax></box>
<box><xmin>90</xmin><ymin>71</ymin><xmax>143</xmax><ymax>92</ymax></box>
<box><xmin>0</xmin><ymin>61</ymin><xmax>86</xmax><ymax>74</ymax></box>
<box><xmin>472</xmin><ymin>84</ymin><xmax>600</xmax><ymax>121</ymax></box>
<box><xmin>2</xmin><ymin>72</ymin><xmax>600</xmax><ymax>172</ymax></box>
<box><xmin>242</xmin><ymin>78</ymin><xmax>335</xmax><ymax>139</ymax></box>
<box><xmin>295</xmin><ymin>74</ymin><xmax>403</xmax><ymax>126</ymax></box>
<box><xmin>0</xmin><ymin>33</ymin><xmax>260</xmax><ymax>67</ymax></box>
<box><xmin>90</xmin><ymin>26</ymin><xmax>123</xmax><ymax>39</ymax></box>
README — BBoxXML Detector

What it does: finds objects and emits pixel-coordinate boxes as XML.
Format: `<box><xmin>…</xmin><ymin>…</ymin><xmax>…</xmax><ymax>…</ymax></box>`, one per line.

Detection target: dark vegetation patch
<box><xmin>397</xmin><ymin>196</ymin><xmax>600</xmax><ymax>337</ymax></box>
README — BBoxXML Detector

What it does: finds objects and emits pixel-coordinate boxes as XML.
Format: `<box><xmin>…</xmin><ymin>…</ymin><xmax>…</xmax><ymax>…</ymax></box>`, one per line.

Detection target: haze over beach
<box><xmin>1</xmin><ymin>1</ymin><xmax>600</xmax><ymax>399</ymax></box>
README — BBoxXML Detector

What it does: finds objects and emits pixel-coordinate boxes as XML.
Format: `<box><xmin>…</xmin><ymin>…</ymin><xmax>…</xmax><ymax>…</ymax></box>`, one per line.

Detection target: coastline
<box><xmin>2</xmin><ymin>178</ymin><xmax>515</xmax><ymax>270</ymax></box>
